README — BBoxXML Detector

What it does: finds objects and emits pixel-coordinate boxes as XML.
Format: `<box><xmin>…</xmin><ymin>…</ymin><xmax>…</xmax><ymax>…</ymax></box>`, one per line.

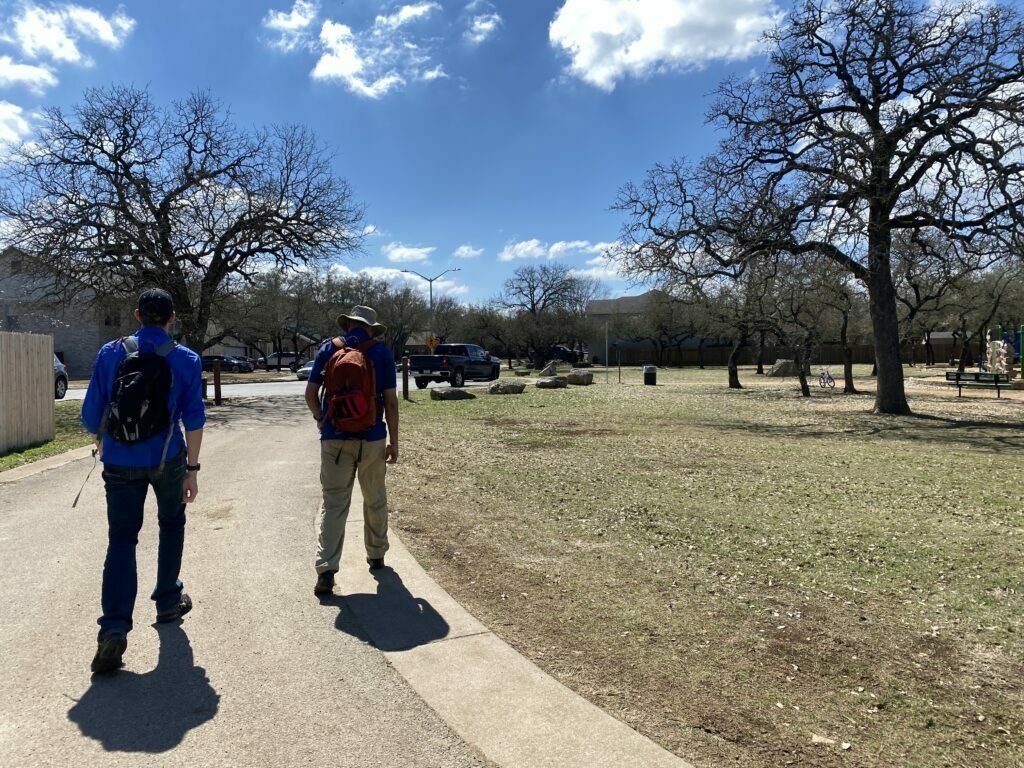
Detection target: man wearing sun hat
<box><xmin>304</xmin><ymin>304</ymin><xmax>399</xmax><ymax>595</ymax></box>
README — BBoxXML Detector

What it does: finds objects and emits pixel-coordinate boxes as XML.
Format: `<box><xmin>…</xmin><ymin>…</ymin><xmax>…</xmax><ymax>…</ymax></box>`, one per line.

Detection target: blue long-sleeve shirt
<box><xmin>82</xmin><ymin>326</ymin><xmax>206</xmax><ymax>467</ymax></box>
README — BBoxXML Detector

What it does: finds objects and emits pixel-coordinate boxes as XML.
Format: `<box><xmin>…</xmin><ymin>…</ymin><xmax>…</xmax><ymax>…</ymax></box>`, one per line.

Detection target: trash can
<box><xmin>643</xmin><ymin>365</ymin><xmax>656</xmax><ymax>386</ymax></box>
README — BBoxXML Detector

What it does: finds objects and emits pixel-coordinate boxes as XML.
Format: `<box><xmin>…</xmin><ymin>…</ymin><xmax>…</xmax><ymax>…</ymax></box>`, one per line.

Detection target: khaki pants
<box><xmin>316</xmin><ymin>438</ymin><xmax>389</xmax><ymax>574</ymax></box>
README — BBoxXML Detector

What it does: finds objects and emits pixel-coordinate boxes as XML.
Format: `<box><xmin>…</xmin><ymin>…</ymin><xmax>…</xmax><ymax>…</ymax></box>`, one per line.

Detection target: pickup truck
<box><xmin>409</xmin><ymin>343</ymin><xmax>501</xmax><ymax>388</ymax></box>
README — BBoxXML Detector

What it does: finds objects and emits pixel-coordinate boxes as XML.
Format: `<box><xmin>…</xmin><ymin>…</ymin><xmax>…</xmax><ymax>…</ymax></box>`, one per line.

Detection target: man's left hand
<box><xmin>386</xmin><ymin>443</ymin><xmax>399</xmax><ymax>464</ymax></box>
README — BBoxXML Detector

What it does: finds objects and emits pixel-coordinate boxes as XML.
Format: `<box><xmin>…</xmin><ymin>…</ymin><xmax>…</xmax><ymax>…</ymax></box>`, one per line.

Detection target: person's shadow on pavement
<box><xmin>327</xmin><ymin>566</ymin><xmax>450</xmax><ymax>652</ymax></box>
<box><xmin>67</xmin><ymin>622</ymin><xmax>219</xmax><ymax>752</ymax></box>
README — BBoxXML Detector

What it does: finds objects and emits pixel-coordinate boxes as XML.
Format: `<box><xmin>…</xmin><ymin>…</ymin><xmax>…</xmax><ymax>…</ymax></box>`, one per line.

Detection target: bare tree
<box><xmin>500</xmin><ymin>263</ymin><xmax>589</xmax><ymax>365</ymax></box>
<box><xmin>615</xmin><ymin>0</ymin><xmax>1024</xmax><ymax>414</ymax></box>
<box><xmin>431</xmin><ymin>296</ymin><xmax>464</xmax><ymax>344</ymax></box>
<box><xmin>0</xmin><ymin>85</ymin><xmax>364</xmax><ymax>352</ymax></box>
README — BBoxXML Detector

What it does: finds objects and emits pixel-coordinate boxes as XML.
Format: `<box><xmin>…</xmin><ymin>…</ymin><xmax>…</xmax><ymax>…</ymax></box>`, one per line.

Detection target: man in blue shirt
<box><xmin>82</xmin><ymin>288</ymin><xmax>206</xmax><ymax>673</ymax></box>
<box><xmin>304</xmin><ymin>305</ymin><xmax>398</xmax><ymax>595</ymax></box>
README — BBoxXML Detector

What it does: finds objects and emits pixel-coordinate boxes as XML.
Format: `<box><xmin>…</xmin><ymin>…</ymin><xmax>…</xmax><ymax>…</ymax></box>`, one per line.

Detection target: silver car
<box><xmin>296</xmin><ymin>360</ymin><xmax>315</xmax><ymax>381</ymax></box>
<box><xmin>54</xmin><ymin>355</ymin><xmax>68</xmax><ymax>399</ymax></box>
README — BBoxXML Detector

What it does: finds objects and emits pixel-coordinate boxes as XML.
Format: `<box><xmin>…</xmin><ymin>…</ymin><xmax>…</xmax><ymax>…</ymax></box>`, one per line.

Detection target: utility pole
<box><xmin>401</xmin><ymin>268</ymin><xmax>461</xmax><ymax>348</ymax></box>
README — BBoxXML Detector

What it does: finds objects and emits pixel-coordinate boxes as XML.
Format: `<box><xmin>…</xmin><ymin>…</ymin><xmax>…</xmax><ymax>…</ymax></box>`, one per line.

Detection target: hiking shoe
<box><xmin>91</xmin><ymin>635</ymin><xmax>127</xmax><ymax>674</ymax></box>
<box><xmin>367</xmin><ymin>557</ymin><xmax>385</xmax><ymax>571</ymax></box>
<box><xmin>314</xmin><ymin>571</ymin><xmax>336</xmax><ymax>595</ymax></box>
<box><xmin>156</xmin><ymin>593</ymin><xmax>193</xmax><ymax>624</ymax></box>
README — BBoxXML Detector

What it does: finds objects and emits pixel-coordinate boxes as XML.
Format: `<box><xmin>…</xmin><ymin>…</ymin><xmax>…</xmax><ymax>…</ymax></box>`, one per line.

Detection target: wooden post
<box><xmin>213</xmin><ymin>360</ymin><xmax>222</xmax><ymax>405</ymax></box>
<box><xmin>402</xmin><ymin>356</ymin><xmax>410</xmax><ymax>401</ymax></box>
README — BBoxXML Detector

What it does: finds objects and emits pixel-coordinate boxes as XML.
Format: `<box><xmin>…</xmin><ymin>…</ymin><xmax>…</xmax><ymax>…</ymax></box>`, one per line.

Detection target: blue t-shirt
<box><xmin>82</xmin><ymin>326</ymin><xmax>207</xmax><ymax>467</ymax></box>
<box><xmin>309</xmin><ymin>336</ymin><xmax>396</xmax><ymax>442</ymax></box>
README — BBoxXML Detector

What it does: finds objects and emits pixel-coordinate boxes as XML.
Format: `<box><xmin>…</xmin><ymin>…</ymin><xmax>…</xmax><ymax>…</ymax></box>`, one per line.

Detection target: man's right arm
<box><xmin>81</xmin><ymin>347</ymin><xmax>110</xmax><ymax>448</ymax></box>
<box><xmin>305</xmin><ymin>383</ymin><xmax>323</xmax><ymax>430</ymax></box>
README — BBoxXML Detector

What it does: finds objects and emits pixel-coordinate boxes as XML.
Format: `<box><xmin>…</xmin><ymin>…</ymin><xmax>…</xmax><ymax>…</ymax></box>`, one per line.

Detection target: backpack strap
<box><xmin>155</xmin><ymin>339</ymin><xmax>176</xmax><ymax>357</ymax></box>
<box><xmin>100</xmin><ymin>337</ymin><xmax>137</xmax><ymax>438</ymax></box>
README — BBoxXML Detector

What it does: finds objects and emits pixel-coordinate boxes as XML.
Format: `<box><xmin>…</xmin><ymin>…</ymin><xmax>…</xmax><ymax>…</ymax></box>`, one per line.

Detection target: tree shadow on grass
<box><xmin>67</xmin><ymin>623</ymin><xmax>219</xmax><ymax>753</ymax></box>
<box><xmin>321</xmin><ymin>566</ymin><xmax>449</xmax><ymax>652</ymax></box>
<box><xmin>702</xmin><ymin>411</ymin><xmax>1024</xmax><ymax>453</ymax></box>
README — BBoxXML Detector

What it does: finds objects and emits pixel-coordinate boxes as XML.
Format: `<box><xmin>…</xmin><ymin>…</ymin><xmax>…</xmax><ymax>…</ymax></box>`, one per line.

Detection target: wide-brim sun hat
<box><xmin>338</xmin><ymin>305</ymin><xmax>387</xmax><ymax>336</ymax></box>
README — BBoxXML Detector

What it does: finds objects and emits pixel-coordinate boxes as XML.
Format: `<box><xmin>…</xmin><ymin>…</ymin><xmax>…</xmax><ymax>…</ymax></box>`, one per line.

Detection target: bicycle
<box><xmin>818</xmin><ymin>367</ymin><xmax>835</xmax><ymax>388</ymax></box>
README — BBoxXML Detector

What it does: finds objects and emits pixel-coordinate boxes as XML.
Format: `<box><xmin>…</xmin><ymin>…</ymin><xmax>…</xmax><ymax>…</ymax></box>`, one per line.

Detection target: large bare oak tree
<box><xmin>615</xmin><ymin>0</ymin><xmax>1024</xmax><ymax>414</ymax></box>
<box><xmin>0</xmin><ymin>85</ymin><xmax>363</xmax><ymax>351</ymax></box>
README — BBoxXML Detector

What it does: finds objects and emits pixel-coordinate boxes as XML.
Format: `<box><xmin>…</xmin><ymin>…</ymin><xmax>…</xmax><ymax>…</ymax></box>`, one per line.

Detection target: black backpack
<box><xmin>105</xmin><ymin>337</ymin><xmax>176</xmax><ymax>455</ymax></box>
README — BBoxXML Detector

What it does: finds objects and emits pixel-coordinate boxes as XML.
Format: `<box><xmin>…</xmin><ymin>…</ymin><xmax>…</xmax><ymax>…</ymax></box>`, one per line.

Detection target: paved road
<box><xmin>0</xmin><ymin>400</ymin><xmax>492</xmax><ymax>768</ymax></box>
<box><xmin>64</xmin><ymin>377</ymin><xmax>494</xmax><ymax>401</ymax></box>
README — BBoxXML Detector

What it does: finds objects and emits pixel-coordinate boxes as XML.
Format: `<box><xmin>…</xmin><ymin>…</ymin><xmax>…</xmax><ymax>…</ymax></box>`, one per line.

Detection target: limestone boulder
<box><xmin>567</xmin><ymin>369</ymin><xmax>594</xmax><ymax>386</ymax></box>
<box><xmin>538</xmin><ymin>362</ymin><xmax>558</xmax><ymax>376</ymax></box>
<box><xmin>765</xmin><ymin>359</ymin><xmax>799</xmax><ymax>377</ymax></box>
<box><xmin>514</xmin><ymin>369</ymin><xmax>533</xmax><ymax>377</ymax></box>
<box><xmin>535</xmin><ymin>376</ymin><xmax>568</xmax><ymax>389</ymax></box>
<box><xmin>488</xmin><ymin>380</ymin><xmax>527</xmax><ymax>395</ymax></box>
<box><xmin>430</xmin><ymin>388</ymin><xmax>476</xmax><ymax>401</ymax></box>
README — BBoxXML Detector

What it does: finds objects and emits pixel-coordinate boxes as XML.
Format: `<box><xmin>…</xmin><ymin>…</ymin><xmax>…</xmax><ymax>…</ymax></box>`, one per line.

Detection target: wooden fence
<box><xmin>0</xmin><ymin>332</ymin><xmax>54</xmax><ymax>455</ymax></box>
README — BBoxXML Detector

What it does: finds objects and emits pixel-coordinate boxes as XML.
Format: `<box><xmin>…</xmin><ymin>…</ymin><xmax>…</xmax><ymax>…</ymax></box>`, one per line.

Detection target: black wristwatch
<box><xmin>186</xmin><ymin>463</ymin><xmax>201</xmax><ymax>472</ymax></box>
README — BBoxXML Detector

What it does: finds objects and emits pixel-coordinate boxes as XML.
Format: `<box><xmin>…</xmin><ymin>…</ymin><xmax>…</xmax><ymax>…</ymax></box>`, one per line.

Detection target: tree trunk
<box><xmin>697</xmin><ymin>338</ymin><xmax>705</xmax><ymax>370</ymax></box>
<box><xmin>865</xmin><ymin>223</ymin><xmax>910</xmax><ymax>414</ymax></box>
<box><xmin>840</xmin><ymin>310</ymin><xmax>857</xmax><ymax>394</ymax></box>
<box><xmin>794</xmin><ymin>343</ymin><xmax>811</xmax><ymax>398</ymax></box>
<box><xmin>727</xmin><ymin>338</ymin><xmax>743</xmax><ymax>389</ymax></box>
<box><xmin>924</xmin><ymin>331</ymin><xmax>934</xmax><ymax>366</ymax></box>
<box><xmin>756</xmin><ymin>330</ymin><xmax>765</xmax><ymax>375</ymax></box>
<box><xmin>179</xmin><ymin>310</ymin><xmax>211</xmax><ymax>356</ymax></box>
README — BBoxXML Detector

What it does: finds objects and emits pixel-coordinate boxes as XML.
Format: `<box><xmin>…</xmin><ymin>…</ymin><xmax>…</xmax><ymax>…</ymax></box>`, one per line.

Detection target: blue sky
<box><xmin>0</xmin><ymin>0</ymin><xmax>785</xmax><ymax>302</ymax></box>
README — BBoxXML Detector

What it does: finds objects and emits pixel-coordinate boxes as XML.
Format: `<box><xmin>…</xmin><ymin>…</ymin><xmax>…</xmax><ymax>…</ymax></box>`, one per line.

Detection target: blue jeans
<box><xmin>98</xmin><ymin>455</ymin><xmax>187</xmax><ymax>640</ymax></box>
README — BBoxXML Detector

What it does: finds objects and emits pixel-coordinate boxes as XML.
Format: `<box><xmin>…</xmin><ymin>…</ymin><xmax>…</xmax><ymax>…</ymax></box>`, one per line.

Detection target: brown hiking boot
<box><xmin>314</xmin><ymin>571</ymin><xmax>336</xmax><ymax>595</ymax></box>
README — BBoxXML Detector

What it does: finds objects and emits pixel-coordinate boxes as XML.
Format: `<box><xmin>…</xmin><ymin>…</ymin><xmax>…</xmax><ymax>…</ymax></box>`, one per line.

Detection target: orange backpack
<box><xmin>322</xmin><ymin>337</ymin><xmax>378</xmax><ymax>434</ymax></box>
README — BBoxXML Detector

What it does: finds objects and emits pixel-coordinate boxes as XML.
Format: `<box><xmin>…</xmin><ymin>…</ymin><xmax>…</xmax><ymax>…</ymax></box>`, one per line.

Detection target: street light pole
<box><xmin>400</xmin><ymin>268</ymin><xmax>461</xmax><ymax>347</ymax></box>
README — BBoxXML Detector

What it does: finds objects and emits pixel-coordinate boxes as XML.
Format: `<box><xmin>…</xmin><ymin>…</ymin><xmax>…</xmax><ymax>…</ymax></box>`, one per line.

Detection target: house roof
<box><xmin>587</xmin><ymin>290</ymin><xmax>664</xmax><ymax>316</ymax></box>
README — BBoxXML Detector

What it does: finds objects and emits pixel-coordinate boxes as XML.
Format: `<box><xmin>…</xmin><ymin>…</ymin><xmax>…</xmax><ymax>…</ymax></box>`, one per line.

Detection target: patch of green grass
<box><xmin>391</xmin><ymin>365</ymin><xmax>1024</xmax><ymax>768</ymax></box>
<box><xmin>0</xmin><ymin>400</ymin><xmax>92</xmax><ymax>472</ymax></box>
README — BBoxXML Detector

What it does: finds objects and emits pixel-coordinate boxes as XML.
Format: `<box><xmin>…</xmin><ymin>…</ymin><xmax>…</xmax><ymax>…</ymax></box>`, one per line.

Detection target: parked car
<box><xmin>546</xmin><ymin>344</ymin><xmax>580</xmax><ymax>364</ymax></box>
<box><xmin>408</xmin><ymin>343</ymin><xmax>501</xmax><ymax>388</ymax></box>
<box><xmin>257</xmin><ymin>352</ymin><xmax>304</xmax><ymax>371</ymax></box>
<box><xmin>201</xmin><ymin>355</ymin><xmax>254</xmax><ymax>373</ymax></box>
<box><xmin>54</xmin><ymin>355</ymin><xmax>68</xmax><ymax>400</ymax></box>
<box><xmin>296</xmin><ymin>360</ymin><xmax>315</xmax><ymax>381</ymax></box>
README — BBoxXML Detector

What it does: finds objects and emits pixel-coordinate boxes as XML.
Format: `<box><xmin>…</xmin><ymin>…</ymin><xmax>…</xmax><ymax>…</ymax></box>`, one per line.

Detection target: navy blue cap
<box><xmin>138</xmin><ymin>288</ymin><xmax>174</xmax><ymax>324</ymax></box>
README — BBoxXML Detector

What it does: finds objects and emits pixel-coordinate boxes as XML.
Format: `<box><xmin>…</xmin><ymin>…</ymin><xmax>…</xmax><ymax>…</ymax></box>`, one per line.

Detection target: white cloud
<box><xmin>0</xmin><ymin>55</ymin><xmax>56</xmax><ymax>92</ymax></box>
<box><xmin>498</xmin><ymin>238</ymin><xmax>612</xmax><ymax>262</ymax></box>
<box><xmin>362</xmin><ymin>223</ymin><xmax>380</xmax><ymax>236</ymax></box>
<box><xmin>549</xmin><ymin>0</ymin><xmax>782</xmax><ymax>91</ymax></box>
<box><xmin>453</xmin><ymin>244</ymin><xmax>483</xmax><ymax>259</ymax></box>
<box><xmin>375</xmin><ymin>3</ymin><xmax>440</xmax><ymax>31</ymax></box>
<box><xmin>465</xmin><ymin>9</ymin><xmax>501</xmax><ymax>45</ymax></box>
<box><xmin>0</xmin><ymin>101</ymin><xmax>32</xmax><ymax>144</ymax></box>
<box><xmin>383</xmin><ymin>241</ymin><xmax>435</xmax><ymax>263</ymax></box>
<box><xmin>9</xmin><ymin>3</ymin><xmax>135</xmax><ymax>65</ymax></box>
<box><xmin>571</xmin><ymin>253</ymin><xmax>624</xmax><ymax>282</ymax></box>
<box><xmin>263</xmin><ymin>0</ymin><xmax>319</xmax><ymax>51</ymax></box>
<box><xmin>421</xmin><ymin>64</ymin><xmax>447</xmax><ymax>81</ymax></box>
<box><xmin>299</xmin><ymin>4</ymin><xmax>444</xmax><ymax>98</ymax></box>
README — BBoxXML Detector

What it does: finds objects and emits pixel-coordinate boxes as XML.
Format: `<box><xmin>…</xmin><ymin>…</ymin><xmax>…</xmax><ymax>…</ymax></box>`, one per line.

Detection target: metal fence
<box><xmin>0</xmin><ymin>332</ymin><xmax>54</xmax><ymax>455</ymax></box>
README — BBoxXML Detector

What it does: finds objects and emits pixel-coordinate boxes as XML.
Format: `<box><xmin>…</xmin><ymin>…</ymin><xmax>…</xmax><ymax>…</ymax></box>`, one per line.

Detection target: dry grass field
<box><xmin>389</xmin><ymin>365</ymin><xmax>1024</xmax><ymax>768</ymax></box>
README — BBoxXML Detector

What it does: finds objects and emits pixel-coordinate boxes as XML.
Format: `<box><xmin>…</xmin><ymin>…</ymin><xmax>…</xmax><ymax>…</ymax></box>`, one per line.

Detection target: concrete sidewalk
<box><xmin>0</xmin><ymin>399</ymin><xmax>689</xmax><ymax>768</ymax></box>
